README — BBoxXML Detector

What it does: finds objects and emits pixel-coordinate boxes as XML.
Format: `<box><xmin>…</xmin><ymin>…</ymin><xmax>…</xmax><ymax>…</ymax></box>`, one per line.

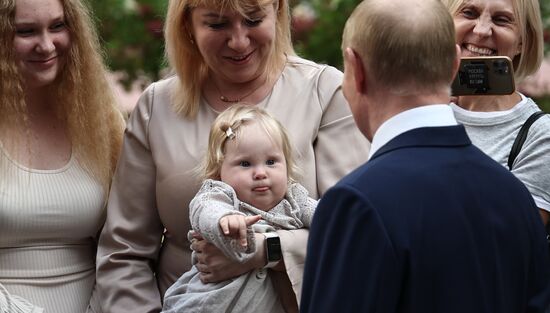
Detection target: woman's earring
<box><xmin>515</xmin><ymin>42</ymin><xmax>522</xmax><ymax>56</ymax></box>
<box><xmin>188</xmin><ymin>33</ymin><xmax>195</xmax><ymax>45</ymax></box>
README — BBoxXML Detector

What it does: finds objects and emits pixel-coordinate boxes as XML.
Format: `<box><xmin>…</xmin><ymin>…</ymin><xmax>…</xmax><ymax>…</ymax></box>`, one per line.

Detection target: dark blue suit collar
<box><xmin>370</xmin><ymin>125</ymin><xmax>471</xmax><ymax>161</ymax></box>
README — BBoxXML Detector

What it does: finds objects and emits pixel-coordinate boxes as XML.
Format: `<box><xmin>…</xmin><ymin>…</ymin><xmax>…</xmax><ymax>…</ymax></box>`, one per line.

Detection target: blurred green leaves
<box><xmin>92</xmin><ymin>0</ymin><xmax>167</xmax><ymax>89</ymax></box>
<box><xmin>91</xmin><ymin>0</ymin><xmax>549</xmax><ymax>87</ymax></box>
<box><xmin>294</xmin><ymin>0</ymin><xmax>360</xmax><ymax>70</ymax></box>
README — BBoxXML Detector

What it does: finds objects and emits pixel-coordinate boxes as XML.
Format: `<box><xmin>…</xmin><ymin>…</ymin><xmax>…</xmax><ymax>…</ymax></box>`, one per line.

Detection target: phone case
<box><xmin>451</xmin><ymin>56</ymin><xmax>515</xmax><ymax>96</ymax></box>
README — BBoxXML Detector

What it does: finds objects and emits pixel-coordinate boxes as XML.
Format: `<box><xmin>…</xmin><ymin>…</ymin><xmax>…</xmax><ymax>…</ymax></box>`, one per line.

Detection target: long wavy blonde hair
<box><xmin>164</xmin><ymin>0</ymin><xmax>295</xmax><ymax>118</ymax></box>
<box><xmin>0</xmin><ymin>0</ymin><xmax>124</xmax><ymax>191</ymax></box>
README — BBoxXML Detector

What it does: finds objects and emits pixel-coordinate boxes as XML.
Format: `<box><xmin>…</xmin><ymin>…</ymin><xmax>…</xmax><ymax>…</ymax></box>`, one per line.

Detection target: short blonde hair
<box><xmin>441</xmin><ymin>0</ymin><xmax>544</xmax><ymax>82</ymax></box>
<box><xmin>202</xmin><ymin>104</ymin><xmax>298</xmax><ymax>182</ymax></box>
<box><xmin>164</xmin><ymin>0</ymin><xmax>295</xmax><ymax>118</ymax></box>
<box><xmin>342</xmin><ymin>0</ymin><xmax>457</xmax><ymax>96</ymax></box>
<box><xmin>0</xmin><ymin>0</ymin><xmax>124</xmax><ymax>191</ymax></box>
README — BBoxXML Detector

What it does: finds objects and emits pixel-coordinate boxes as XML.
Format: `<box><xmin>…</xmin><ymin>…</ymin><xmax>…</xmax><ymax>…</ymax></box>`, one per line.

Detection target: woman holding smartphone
<box><xmin>443</xmin><ymin>0</ymin><xmax>550</xmax><ymax>224</ymax></box>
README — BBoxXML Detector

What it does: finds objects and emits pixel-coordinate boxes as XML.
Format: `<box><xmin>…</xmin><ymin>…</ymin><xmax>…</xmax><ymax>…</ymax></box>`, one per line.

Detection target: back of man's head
<box><xmin>342</xmin><ymin>0</ymin><xmax>457</xmax><ymax>95</ymax></box>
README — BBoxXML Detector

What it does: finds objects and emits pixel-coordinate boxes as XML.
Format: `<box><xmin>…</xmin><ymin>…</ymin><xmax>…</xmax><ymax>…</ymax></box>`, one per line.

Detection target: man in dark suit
<box><xmin>300</xmin><ymin>0</ymin><xmax>550</xmax><ymax>312</ymax></box>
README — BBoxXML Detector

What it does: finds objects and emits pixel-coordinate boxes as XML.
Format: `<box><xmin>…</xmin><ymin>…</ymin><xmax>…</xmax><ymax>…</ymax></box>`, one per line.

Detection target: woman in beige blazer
<box><xmin>92</xmin><ymin>0</ymin><xmax>370</xmax><ymax>312</ymax></box>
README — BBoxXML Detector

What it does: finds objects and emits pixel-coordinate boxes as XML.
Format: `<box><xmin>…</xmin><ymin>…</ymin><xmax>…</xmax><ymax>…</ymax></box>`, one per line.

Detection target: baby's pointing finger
<box><xmin>219</xmin><ymin>217</ymin><xmax>230</xmax><ymax>235</ymax></box>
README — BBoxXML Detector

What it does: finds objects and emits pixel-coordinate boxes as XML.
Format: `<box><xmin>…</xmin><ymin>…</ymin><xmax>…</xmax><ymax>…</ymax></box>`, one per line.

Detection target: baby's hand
<box><xmin>219</xmin><ymin>215</ymin><xmax>262</xmax><ymax>247</ymax></box>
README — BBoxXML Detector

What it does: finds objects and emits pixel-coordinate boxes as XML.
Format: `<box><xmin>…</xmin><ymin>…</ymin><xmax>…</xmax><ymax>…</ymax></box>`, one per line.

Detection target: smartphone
<box><xmin>451</xmin><ymin>56</ymin><xmax>515</xmax><ymax>96</ymax></box>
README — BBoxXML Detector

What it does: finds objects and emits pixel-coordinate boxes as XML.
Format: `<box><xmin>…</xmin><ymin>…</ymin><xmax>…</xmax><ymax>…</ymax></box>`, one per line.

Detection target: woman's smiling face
<box><xmin>453</xmin><ymin>0</ymin><xmax>522</xmax><ymax>59</ymax></box>
<box><xmin>189</xmin><ymin>3</ymin><xmax>277</xmax><ymax>84</ymax></box>
<box><xmin>13</xmin><ymin>0</ymin><xmax>70</xmax><ymax>89</ymax></box>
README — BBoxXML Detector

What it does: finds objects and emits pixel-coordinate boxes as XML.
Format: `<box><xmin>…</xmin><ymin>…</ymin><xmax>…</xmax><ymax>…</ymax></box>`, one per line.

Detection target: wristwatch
<box><xmin>263</xmin><ymin>232</ymin><xmax>281</xmax><ymax>268</ymax></box>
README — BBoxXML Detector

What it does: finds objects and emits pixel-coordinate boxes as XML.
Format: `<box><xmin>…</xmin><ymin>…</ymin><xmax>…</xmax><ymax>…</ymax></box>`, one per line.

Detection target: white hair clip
<box><xmin>225</xmin><ymin>127</ymin><xmax>236</xmax><ymax>140</ymax></box>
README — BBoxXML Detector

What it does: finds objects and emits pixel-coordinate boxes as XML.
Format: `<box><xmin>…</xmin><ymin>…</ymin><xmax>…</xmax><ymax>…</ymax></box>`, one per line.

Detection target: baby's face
<box><xmin>220</xmin><ymin>123</ymin><xmax>288</xmax><ymax>211</ymax></box>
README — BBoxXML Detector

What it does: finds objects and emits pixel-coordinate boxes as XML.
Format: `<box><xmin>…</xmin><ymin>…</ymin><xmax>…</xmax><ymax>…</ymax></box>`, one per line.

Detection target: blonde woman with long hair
<box><xmin>0</xmin><ymin>0</ymin><xmax>124</xmax><ymax>312</ymax></box>
<box><xmin>93</xmin><ymin>0</ymin><xmax>370</xmax><ymax>312</ymax></box>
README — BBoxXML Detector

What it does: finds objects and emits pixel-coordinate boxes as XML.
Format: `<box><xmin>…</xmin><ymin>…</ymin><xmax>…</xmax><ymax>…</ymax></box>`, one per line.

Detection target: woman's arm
<box><xmin>510</xmin><ymin>111</ymin><xmax>550</xmax><ymax>225</ymax></box>
<box><xmin>192</xmin><ymin>229</ymin><xmax>308</xmax><ymax>305</ymax></box>
<box><xmin>314</xmin><ymin>65</ymin><xmax>370</xmax><ymax>194</ymax></box>
<box><xmin>274</xmin><ymin>65</ymin><xmax>369</xmax><ymax>304</ymax></box>
<box><xmin>276</xmin><ymin>228</ymin><xmax>309</xmax><ymax>304</ymax></box>
<box><xmin>92</xmin><ymin>85</ymin><xmax>165</xmax><ymax>313</ymax></box>
<box><xmin>191</xmin><ymin>232</ymin><xmax>267</xmax><ymax>283</ymax></box>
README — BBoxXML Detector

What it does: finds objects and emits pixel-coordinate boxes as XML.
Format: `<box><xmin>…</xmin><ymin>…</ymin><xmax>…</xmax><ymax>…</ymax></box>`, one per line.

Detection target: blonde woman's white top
<box><xmin>0</xmin><ymin>145</ymin><xmax>105</xmax><ymax>313</ymax></box>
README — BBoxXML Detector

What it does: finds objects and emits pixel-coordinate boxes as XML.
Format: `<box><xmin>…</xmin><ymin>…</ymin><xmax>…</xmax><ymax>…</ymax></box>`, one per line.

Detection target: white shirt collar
<box><xmin>368</xmin><ymin>104</ymin><xmax>458</xmax><ymax>159</ymax></box>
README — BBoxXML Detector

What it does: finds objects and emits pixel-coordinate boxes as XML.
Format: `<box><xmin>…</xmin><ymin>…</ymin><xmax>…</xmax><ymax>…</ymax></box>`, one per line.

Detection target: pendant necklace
<box><xmin>213</xmin><ymin>75</ymin><xmax>268</xmax><ymax>103</ymax></box>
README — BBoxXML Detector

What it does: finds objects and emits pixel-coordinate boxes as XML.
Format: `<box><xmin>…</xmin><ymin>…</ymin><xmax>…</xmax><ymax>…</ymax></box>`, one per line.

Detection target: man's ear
<box><xmin>343</xmin><ymin>47</ymin><xmax>366</xmax><ymax>94</ymax></box>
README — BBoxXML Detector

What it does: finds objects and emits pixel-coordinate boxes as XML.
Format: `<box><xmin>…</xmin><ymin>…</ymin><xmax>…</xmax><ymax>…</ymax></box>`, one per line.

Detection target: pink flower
<box><xmin>291</xmin><ymin>3</ymin><xmax>317</xmax><ymax>40</ymax></box>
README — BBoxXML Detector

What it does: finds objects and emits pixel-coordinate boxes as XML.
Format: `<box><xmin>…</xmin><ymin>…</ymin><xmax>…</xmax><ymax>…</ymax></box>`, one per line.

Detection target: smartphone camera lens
<box><xmin>493</xmin><ymin>60</ymin><xmax>509</xmax><ymax>75</ymax></box>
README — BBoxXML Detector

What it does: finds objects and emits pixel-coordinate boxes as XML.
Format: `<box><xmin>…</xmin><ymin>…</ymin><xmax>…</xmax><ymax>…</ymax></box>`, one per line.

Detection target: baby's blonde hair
<box><xmin>202</xmin><ymin>104</ymin><xmax>299</xmax><ymax>181</ymax></box>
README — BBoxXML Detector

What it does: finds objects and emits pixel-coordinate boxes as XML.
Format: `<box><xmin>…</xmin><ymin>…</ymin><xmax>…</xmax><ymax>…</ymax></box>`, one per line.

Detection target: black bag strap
<box><xmin>507</xmin><ymin>111</ymin><xmax>548</xmax><ymax>170</ymax></box>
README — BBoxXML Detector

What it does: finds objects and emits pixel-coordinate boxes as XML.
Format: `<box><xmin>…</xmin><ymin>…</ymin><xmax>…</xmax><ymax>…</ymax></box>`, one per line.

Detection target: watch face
<box><xmin>266</xmin><ymin>236</ymin><xmax>281</xmax><ymax>261</ymax></box>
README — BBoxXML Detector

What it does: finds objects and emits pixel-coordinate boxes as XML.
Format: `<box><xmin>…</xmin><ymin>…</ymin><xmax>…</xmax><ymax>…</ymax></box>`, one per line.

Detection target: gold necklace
<box><xmin>212</xmin><ymin>75</ymin><xmax>268</xmax><ymax>103</ymax></box>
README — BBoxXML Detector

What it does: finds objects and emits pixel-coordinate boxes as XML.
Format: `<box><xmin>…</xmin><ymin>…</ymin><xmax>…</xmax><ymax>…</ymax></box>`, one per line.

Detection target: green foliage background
<box><xmin>92</xmin><ymin>0</ymin><xmax>167</xmax><ymax>89</ymax></box>
<box><xmin>295</xmin><ymin>0</ymin><xmax>550</xmax><ymax>111</ymax></box>
<box><xmin>294</xmin><ymin>0</ymin><xmax>359</xmax><ymax>69</ymax></box>
<box><xmin>90</xmin><ymin>0</ymin><xmax>550</xmax><ymax>110</ymax></box>
<box><xmin>297</xmin><ymin>0</ymin><xmax>550</xmax><ymax>68</ymax></box>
